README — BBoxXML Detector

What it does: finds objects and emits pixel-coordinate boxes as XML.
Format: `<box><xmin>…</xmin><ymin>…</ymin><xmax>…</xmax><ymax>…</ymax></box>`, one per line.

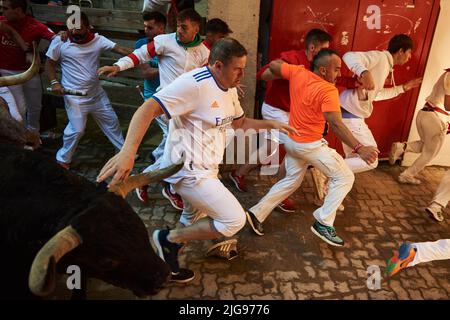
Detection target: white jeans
<box><xmin>143</xmin><ymin>114</ymin><xmax>169</xmax><ymax>173</ymax></box>
<box><xmin>0</xmin><ymin>69</ymin><xmax>43</xmax><ymax>132</ymax></box>
<box><xmin>173</xmin><ymin>177</ymin><xmax>246</xmax><ymax>237</ymax></box>
<box><xmin>56</xmin><ymin>90</ymin><xmax>124</xmax><ymax>164</ymax></box>
<box><xmin>250</xmin><ymin>138</ymin><xmax>354</xmax><ymax>227</ymax></box>
<box><xmin>410</xmin><ymin>239</ymin><xmax>450</xmax><ymax>267</ymax></box>
<box><xmin>342</xmin><ymin>117</ymin><xmax>378</xmax><ymax>173</ymax></box>
<box><xmin>432</xmin><ymin>170</ymin><xmax>450</xmax><ymax>208</ymax></box>
<box><xmin>402</xmin><ymin>110</ymin><xmax>447</xmax><ymax>178</ymax></box>
<box><xmin>261</xmin><ymin>102</ymin><xmax>289</xmax><ymax>144</ymax></box>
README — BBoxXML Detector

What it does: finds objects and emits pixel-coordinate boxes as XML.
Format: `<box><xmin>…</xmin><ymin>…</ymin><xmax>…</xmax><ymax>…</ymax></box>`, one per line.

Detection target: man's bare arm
<box><xmin>233</xmin><ymin>116</ymin><xmax>297</xmax><ymax>136</ymax></box>
<box><xmin>323</xmin><ymin>111</ymin><xmax>379</xmax><ymax>164</ymax></box>
<box><xmin>97</xmin><ymin>99</ymin><xmax>164</xmax><ymax>186</ymax></box>
<box><xmin>139</xmin><ymin>63</ymin><xmax>159</xmax><ymax>80</ymax></box>
<box><xmin>111</xmin><ymin>44</ymin><xmax>134</xmax><ymax>56</ymax></box>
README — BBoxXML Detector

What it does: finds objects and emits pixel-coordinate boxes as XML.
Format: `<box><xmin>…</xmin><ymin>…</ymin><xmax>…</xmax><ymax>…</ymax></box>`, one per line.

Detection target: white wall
<box><xmin>402</xmin><ymin>0</ymin><xmax>450</xmax><ymax>167</ymax></box>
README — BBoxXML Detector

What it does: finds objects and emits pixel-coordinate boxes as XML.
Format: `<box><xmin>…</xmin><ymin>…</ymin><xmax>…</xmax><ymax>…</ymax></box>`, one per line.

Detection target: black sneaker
<box><xmin>246</xmin><ymin>210</ymin><xmax>264</xmax><ymax>236</ymax></box>
<box><xmin>310</xmin><ymin>220</ymin><xmax>344</xmax><ymax>247</ymax></box>
<box><xmin>170</xmin><ymin>268</ymin><xmax>195</xmax><ymax>283</ymax></box>
<box><xmin>152</xmin><ymin>229</ymin><xmax>195</xmax><ymax>283</ymax></box>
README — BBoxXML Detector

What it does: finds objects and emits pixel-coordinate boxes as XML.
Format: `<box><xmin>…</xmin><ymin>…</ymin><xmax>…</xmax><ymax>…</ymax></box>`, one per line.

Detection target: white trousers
<box><xmin>341</xmin><ymin>117</ymin><xmax>378</xmax><ymax>173</ymax></box>
<box><xmin>0</xmin><ymin>69</ymin><xmax>43</xmax><ymax>132</ymax></box>
<box><xmin>432</xmin><ymin>170</ymin><xmax>450</xmax><ymax>208</ymax></box>
<box><xmin>56</xmin><ymin>90</ymin><xmax>124</xmax><ymax>164</ymax></box>
<box><xmin>173</xmin><ymin>177</ymin><xmax>246</xmax><ymax>237</ymax></box>
<box><xmin>143</xmin><ymin>114</ymin><xmax>169</xmax><ymax>173</ymax></box>
<box><xmin>250</xmin><ymin>138</ymin><xmax>354</xmax><ymax>227</ymax></box>
<box><xmin>261</xmin><ymin>102</ymin><xmax>289</xmax><ymax>144</ymax></box>
<box><xmin>402</xmin><ymin>110</ymin><xmax>447</xmax><ymax>177</ymax></box>
<box><xmin>410</xmin><ymin>239</ymin><xmax>450</xmax><ymax>266</ymax></box>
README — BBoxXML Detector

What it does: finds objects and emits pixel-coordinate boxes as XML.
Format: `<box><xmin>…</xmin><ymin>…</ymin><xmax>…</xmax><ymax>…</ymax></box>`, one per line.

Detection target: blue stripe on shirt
<box><xmin>152</xmin><ymin>96</ymin><xmax>172</xmax><ymax>119</ymax></box>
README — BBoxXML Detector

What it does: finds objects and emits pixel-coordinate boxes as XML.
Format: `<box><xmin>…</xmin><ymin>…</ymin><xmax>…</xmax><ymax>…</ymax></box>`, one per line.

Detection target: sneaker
<box><xmin>277</xmin><ymin>198</ymin><xmax>296</xmax><ymax>213</ymax></box>
<box><xmin>310</xmin><ymin>167</ymin><xmax>327</xmax><ymax>201</ymax></box>
<box><xmin>135</xmin><ymin>185</ymin><xmax>149</xmax><ymax>203</ymax></box>
<box><xmin>152</xmin><ymin>229</ymin><xmax>195</xmax><ymax>283</ymax></box>
<box><xmin>310</xmin><ymin>220</ymin><xmax>344</xmax><ymax>247</ymax></box>
<box><xmin>229</xmin><ymin>170</ymin><xmax>247</xmax><ymax>192</ymax></box>
<box><xmin>170</xmin><ymin>268</ymin><xmax>195</xmax><ymax>283</ymax></box>
<box><xmin>246</xmin><ymin>210</ymin><xmax>264</xmax><ymax>236</ymax></box>
<box><xmin>425</xmin><ymin>202</ymin><xmax>444</xmax><ymax>222</ymax></box>
<box><xmin>162</xmin><ymin>185</ymin><xmax>184</xmax><ymax>211</ymax></box>
<box><xmin>205</xmin><ymin>239</ymin><xmax>238</xmax><ymax>260</ymax></box>
<box><xmin>57</xmin><ymin>161</ymin><xmax>71</xmax><ymax>170</ymax></box>
<box><xmin>389</xmin><ymin>142</ymin><xmax>406</xmax><ymax>165</ymax></box>
<box><xmin>398</xmin><ymin>174</ymin><xmax>421</xmax><ymax>185</ymax></box>
<box><xmin>386</xmin><ymin>243</ymin><xmax>417</xmax><ymax>277</ymax></box>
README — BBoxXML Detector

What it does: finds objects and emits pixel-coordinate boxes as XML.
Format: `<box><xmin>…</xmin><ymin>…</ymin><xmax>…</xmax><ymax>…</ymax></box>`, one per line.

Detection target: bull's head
<box><xmin>0</xmin><ymin>43</ymin><xmax>40</xmax><ymax>87</ymax></box>
<box><xmin>28</xmin><ymin>161</ymin><xmax>183</xmax><ymax>298</ymax></box>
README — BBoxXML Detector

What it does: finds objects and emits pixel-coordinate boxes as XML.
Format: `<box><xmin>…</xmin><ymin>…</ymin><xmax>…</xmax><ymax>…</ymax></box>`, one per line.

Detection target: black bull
<box><xmin>0</xmin><ymin>144</ymin><xmax>182</xmax><ymax>299</ymax></box>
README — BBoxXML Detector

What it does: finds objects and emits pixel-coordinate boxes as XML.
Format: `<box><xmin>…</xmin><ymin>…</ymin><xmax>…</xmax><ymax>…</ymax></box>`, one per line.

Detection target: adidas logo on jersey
<box><xmin>211</xmin><ymin>101</ymin><xmax>220</xmax><ymax>108</ymax></box>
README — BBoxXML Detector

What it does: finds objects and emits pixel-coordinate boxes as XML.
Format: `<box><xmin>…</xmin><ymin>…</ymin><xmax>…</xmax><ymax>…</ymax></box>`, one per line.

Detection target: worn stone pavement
<box><xmin>44</xmin><ymin>108</ymin><xmax>450</xmax><ymax>300</ymax></box>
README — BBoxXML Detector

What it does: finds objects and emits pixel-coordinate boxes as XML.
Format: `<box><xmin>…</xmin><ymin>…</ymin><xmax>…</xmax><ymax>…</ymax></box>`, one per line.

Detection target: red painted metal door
<box><xmin>268</xmin><ymin>0</ymin><xmax>440</xmax><ymax>157</ymax></box>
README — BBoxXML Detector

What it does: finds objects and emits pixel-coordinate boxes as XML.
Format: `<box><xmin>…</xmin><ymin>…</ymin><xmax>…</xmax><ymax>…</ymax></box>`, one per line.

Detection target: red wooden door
<box><xmin>352</xmin><ymin>0</ymin><xmax>440</xmax><ymax>157</ymax></box>
<box><xmin>268</xmin><ymin>0</ymin><xmax>440</xmax><ymax>157</ymax></box>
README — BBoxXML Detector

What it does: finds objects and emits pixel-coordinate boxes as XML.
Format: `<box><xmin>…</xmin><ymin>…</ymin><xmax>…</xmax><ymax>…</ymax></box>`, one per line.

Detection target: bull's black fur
<box><xmin>0</xmin><ymin>144</ymin><xmax>170</xmax><ymax>299</ymax></box>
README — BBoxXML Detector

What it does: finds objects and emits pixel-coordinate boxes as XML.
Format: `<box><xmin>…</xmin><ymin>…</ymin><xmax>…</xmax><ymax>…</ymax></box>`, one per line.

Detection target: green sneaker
<box><xmin>310</xmin><ymin>220</ymin><xmax>344</xmax><ymax>247</ymax></box>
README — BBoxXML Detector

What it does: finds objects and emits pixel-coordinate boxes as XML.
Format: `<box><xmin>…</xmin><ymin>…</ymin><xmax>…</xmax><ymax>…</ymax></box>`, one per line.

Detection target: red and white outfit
<box><xmin>0</xmin><ymin>15</ymin><xmax>55</xmax><ymax>131</ymax></box>
<box><xmin>46</xmin><ymin>35</ymin><xmax>124</xmax><ymax>164</ymax></box>
<box><xmin>399</xmin><ymin>70</ymin><xmax>450</xmax><ymax>180</ymax></box>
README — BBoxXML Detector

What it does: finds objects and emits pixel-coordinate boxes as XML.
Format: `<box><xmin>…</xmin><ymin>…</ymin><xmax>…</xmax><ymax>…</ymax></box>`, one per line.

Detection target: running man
<box><xmin>389</xmin><ymin>68</ymin><xmax>449</xmax><ymax>185</ymax></box>
<box><xmin>96</xmin><ymin>38</ymin><xmax>296</xmax><ymax>282</ymax></box>
<box><xmin>246</xmin><ymin>49</ymin><xmax>379</xmax><ymax>246</ymax></box>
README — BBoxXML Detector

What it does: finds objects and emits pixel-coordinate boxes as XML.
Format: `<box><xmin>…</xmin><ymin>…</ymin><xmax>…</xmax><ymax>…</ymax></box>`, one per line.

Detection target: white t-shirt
<box><xmin>339</xmin><ymin>50</ymin><xmax>404</xmax><ymax>118</ymax></box>
<box><xmin>153</xmin><ymin>66</ymin><xmax>244</xmax><ymax>183</ymax></box>
<box><xmin>46</xmin><ymin>34</ymin><xmax>116</xmax><ymax>98</ymax></box>
<box><xmin>115</xmin><ymin>33</ymin><xmax>210</xmax><ymax>90</ymax></box>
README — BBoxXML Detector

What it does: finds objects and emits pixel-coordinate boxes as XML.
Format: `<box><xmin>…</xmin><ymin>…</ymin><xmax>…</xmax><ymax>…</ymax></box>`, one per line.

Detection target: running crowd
<box><xmin>1</xmin><ymin>0</ymin><xmax>449</xmax><ymax>284</ymax></box>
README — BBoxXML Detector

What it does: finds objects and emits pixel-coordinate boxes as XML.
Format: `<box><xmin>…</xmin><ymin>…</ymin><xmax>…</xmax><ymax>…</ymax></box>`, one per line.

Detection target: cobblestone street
<box><xmin>45</xmin><ymin>108</ymin><xmax>450</xmax><ymax>300</ymax></box>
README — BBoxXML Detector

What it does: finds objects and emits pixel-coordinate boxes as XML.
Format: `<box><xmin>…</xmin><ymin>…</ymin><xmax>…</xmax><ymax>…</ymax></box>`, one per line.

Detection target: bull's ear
<box><xmin>28</xmin><ymin>226</ymin><xmax>82</xmax><ymax>297</ymax></box>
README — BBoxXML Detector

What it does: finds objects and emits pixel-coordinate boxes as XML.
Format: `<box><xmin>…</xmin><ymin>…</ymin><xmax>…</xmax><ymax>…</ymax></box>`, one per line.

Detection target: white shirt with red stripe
<box><xmin>114</xmin><ymin>32</ymin><xmax>210</xmax><ymax>90</ymax></box>
<box><xmin>153</xmin><ymin>66</ymin><xmax>244</xmax><ymax>183</ymax></box>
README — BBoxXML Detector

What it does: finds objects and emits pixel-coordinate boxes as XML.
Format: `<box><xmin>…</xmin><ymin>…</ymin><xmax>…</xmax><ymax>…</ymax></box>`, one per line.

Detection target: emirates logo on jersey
<box><xmin>211</xmin><ymin>101</ymin><xmax>220</xmax><ymax>108</ymax></box>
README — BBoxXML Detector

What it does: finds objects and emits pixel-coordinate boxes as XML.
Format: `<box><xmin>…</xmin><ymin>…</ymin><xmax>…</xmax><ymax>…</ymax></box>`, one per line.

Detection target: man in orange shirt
<box><xmin>246</xmin><ymin>49</ymin><xmax>379</xmax><ymax>246</ymax></box>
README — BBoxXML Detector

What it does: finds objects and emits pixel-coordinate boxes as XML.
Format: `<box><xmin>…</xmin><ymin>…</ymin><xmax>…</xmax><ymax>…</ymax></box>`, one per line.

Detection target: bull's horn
<box><xmin>109</xmin><ymin>161</ymin><xmax>184</xmax><ymax>198</ymax></box>
<box><xmin>0</xmin><ymin>42</ymin><xmax>40</xmax><ymax>87</ymax></box>
<box><xmin>28</xmin><ymin>226</ymin><xmax>82</xmax><ymax>297</ymax></box>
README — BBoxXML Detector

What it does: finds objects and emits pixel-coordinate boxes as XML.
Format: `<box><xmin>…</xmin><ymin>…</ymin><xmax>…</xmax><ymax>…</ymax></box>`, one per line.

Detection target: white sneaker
<box><xmin>426</xmin><ymin>202</ymin><xmax>444</xmax><ymax>222</ymax></box>
<box><xmin>398</xmin><ymin>174</ymin><xmax>421</xmax><ymax>185</ymax></box>
<box><xmin>389</xmin><ymin>142</ymin><xmax>406</xmax><ymax>165</ymax></box>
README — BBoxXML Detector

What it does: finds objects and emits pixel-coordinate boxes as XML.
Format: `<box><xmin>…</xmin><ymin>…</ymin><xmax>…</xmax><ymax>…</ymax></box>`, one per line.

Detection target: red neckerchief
<box><xmin>68</xmin><ymin>30</ymin><xmax>95</xmax><ymax>44</ymax></box>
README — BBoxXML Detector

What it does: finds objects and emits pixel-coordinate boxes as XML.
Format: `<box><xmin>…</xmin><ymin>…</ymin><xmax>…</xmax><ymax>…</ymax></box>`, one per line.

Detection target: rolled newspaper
<box><xmin>46</xmin><ymin>87</ymin><xmax>87</xmax><ymax>96</ymax></box>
